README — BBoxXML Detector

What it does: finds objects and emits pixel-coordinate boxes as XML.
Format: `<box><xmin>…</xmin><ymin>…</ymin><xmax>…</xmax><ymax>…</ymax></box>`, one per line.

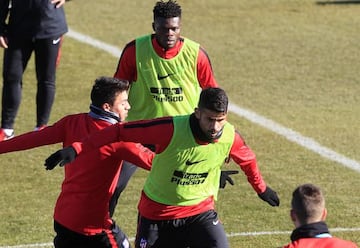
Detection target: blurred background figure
<box><xmin>0</xmin><ymin>0</ymin><xmax>68</xmax><ymax>140</ymax></box>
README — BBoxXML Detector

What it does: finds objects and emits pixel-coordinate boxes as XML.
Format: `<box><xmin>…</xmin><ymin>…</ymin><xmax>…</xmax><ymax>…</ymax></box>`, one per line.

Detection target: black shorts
<box><xmin>135</xmin><ymin>210</ymin><xmax>229</xmax><ymax>248</ymax></box>
<box><xmin>53</xmin><ymin>221</ymin><xmax>131</xmax><ymax>248</ymax></box>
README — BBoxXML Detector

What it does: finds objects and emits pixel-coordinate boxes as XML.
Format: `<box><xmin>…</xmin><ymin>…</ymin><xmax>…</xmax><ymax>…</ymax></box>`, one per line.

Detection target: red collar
<box><xmin>152</xmin><ymin>36</ymin><xmax>184</xmax><ymax>59</ymax></box>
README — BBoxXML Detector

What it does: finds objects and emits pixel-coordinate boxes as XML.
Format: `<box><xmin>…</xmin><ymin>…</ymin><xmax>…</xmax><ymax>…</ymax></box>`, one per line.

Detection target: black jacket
<box><xmin>0</xmin><ymin>0</ymin><xmax>68</xmax><ymax>39</ymax></box>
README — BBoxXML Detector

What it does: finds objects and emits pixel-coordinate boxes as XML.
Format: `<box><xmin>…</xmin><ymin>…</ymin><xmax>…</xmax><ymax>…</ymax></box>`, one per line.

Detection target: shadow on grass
<box><xmin>316</xmin><ymin>0</ymin><xmax>360</xmax><ymax>4</ymax></box>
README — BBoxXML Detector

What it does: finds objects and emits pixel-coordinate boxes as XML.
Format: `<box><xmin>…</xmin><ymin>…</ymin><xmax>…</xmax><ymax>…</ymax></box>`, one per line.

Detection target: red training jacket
<box><xmin>0</xmin><ymin>113</ymin><xmax>154</xmax><ymax>234</ymax></box>
<box><xmin>283</xmin><ymin>237</ymin><xmax>359</xmax><ymax>248</ymax></box>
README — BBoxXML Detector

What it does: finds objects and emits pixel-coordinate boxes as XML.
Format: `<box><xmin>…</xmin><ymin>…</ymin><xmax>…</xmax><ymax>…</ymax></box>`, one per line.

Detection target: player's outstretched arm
<box><xmin>44</xmin><ymin>146</ymin><xmax>77</xmax><ymax>170</ymax></box>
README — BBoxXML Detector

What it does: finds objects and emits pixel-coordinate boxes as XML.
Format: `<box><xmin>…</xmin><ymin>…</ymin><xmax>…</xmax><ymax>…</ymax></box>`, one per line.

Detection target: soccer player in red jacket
<box><xmin>0</xmin><ymin>77</ymin><xmax>154</xmax><ymax>248</ymax></box>
<box><xmin>283</xmin><ymin>183</ymin><xmax>358</xmax><ymax>248</ymax></box>
<box><xmin>46</xmin><ymin>87</ymin><xmax>280</xmax><ymax>248</ymax></box>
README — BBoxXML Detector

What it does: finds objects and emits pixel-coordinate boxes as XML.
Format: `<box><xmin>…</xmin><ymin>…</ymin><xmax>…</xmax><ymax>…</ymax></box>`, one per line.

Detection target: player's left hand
<box><xmin>258</xmin><ymin>186</ymin><xmax>280</xmax><ymax>206</ymax></box>
<box><xmin>219</xmin><ymin>170</ymin><xmax>239</xmax><ymax>189</ymax></box>
<box><xmin>44</xmin><ymin>146</ymin><xmax>77</xmax><ymax>170</ymax></box>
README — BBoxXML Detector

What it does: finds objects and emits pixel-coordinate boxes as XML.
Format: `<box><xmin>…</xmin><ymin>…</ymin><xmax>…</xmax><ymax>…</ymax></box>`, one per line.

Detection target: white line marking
<box><xmin>67</xmin><ymin>28</ymin><xmax>122</xmax><ymax>58</ymax></box>
<box><xmin>66</xmin><ymin>28</ymin><xmax>360</xmax><ymax>173</ymax></box>
<box><xmin>2</xmin><ymin>228</ymin><xmax>360</xmax><ymax>248</ymax></box>
<box><xmin>228</xmin><ymin>104</ymin><xmax>360</xmax><ymax>173</ymax></box>
<box><xmin>0</xmin><ymin>244</ymin><xmax>53</xmax><ymax>248</ymax></box>
<box><xmin>226</xmin><ymin>227</ymin><xmax>360</xmax><ymax>237</ymax></box>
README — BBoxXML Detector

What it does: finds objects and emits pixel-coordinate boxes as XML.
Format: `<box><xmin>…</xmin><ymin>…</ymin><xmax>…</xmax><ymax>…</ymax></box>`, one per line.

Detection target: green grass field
<box><xmin>0</xmin><ymin>0</ymin><xmax>359</xmax><ymax>247</ymax></box>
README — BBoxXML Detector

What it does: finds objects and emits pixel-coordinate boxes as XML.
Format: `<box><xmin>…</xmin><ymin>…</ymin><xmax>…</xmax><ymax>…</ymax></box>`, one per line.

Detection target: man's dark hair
<box><xmin>91</xmin><ymin>77</ymin><xmax>129</xmax><ymax>107</ymax></box>
<box><xmin>198</xmin><ymin>88</ymin><xmax>228</xmax><ymax>113</ymax></box>
<box><xmin>153</xmin><ymin>0</ymin><xmax>182</xmax><ymax>20</ymax></box>
<box><xmin>291</xmin><ymin>183</ymin><xmax>325</xmax><ymax>225</ymax></box>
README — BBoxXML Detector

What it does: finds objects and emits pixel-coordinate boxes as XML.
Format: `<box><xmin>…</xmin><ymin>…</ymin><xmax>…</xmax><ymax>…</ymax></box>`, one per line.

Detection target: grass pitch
<box><xmin>0</xmin><ymin>0</ymin><xmax>359</xmax><ymax>247</ymax></box>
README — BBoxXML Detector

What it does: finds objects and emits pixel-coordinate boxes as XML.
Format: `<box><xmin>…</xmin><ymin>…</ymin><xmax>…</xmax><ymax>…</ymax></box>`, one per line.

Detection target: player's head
<box><xmin>195</xmin><ymin>88</ymin><xmax>228</xmax><ymax>142</ymax></box>
<box><xmin>90</xmin><ymin>77</ymin><xmax>131</xmax><ymax>121</ymax></box>
<box><xmin>290</xmin><ymin>183</ymin><xmax>327</xmax><ymax>227</ymax></box>
<box><xmin>152</xmin><ymin>0</ymin><xmax>182</xmax><ymax>49</ymax></box>
<box><xmin>198</xmin><ymin>87</ymin><xmax>228</xmax><ymax>113</ymax></box>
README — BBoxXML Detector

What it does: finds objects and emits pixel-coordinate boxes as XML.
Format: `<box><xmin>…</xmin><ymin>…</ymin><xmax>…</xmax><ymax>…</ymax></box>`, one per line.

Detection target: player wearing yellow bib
<box><xmin>145</xmin><ymin>115</ymin><xmax>234</xmax><ymax>207</ymax></box>
<box><xmin>46</xmin><ymin>88</ymin><xmax>280</xmax><ymax>248</ymax></box>
<box><xmin>110</xmin><ymin>0</ymin><xmax>232</xmax><ymax>218</ymax></box>
<box><xmin>127</xmin><ymin>34</ymin><xmax>201</xmax><ymax>121</ymax></box>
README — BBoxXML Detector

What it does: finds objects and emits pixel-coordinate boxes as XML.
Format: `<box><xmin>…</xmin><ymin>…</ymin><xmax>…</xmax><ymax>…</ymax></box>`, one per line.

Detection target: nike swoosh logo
<box><xmin>212</xmin><ymin>220</ymin><xmax>219</xmax><ymax>225</ymax></box>
<box><xmin>52</xmin><ymin>38</ymin><xmax>61</xmax><ymax>45</ymax></box>
<box><xmin>185</xmin><ymin>159</ymin><xmax>206</xmax><ymax>166</ymax></box>
<box><xmin>157</xmin><ymin>73</ymin><xmax>173</xmax><ymax>80</ymax></box>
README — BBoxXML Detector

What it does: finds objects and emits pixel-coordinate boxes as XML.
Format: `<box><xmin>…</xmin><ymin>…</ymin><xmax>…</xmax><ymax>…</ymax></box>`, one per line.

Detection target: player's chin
<box><xmin>206</xmin><ymin>133</ymin><xmax>217</xmax><ymax>141</ymax></box>
<box><xmin>121</xmin><ymin>113</ymin><xmax>128</xmax><ymax>121</ymax></box>
<box><xmin>167</xmin><ymin>40</ymin><xmax>176</xmax><ymax>48</ymax></box>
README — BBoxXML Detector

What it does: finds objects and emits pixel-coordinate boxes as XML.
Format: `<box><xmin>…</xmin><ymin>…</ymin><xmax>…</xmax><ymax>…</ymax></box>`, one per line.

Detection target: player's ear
<box><xmin>321</xmin><ymin>208</ymin><xmax>327</xmax><ymax>221</ymax></box>
<box><xmin>194</xmin><ymin>108</ymin><xmax>200</xmax><ymax>119</ymax></box>
<box><xmin>290</xmin><ymin>209</ymin><xmax>297</xmax><ymax>222</ymax></box>
<box><xmin>102</xmin><ymin>102</ymin><xmax>111</xmax><ymax>111</ymax></box>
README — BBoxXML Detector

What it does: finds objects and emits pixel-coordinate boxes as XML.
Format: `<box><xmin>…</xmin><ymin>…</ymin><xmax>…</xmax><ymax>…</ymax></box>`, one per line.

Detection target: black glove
<box><xmin>258</xmin><ymin>186</ymin><xmax>280</xmax><ymax>207</ymax></box>
<box><xmin>219</xmin><ymin>170</ymin><xmax>239</xmax><ymax>189</ymax></box>
<box><xmin>44</xmin><ymin>146</ymin><xmax>77</xmax><ymax>170</ymax></box>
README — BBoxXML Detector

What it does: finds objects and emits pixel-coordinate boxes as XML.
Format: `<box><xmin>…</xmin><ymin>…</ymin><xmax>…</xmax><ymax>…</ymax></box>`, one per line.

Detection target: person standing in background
<box><xmin>282</xmin><ymin>183</ymin><xmax>358</xmax><ymax>248</ymax></box>
<box><xmin>0</xmin><ymin>0</ymin><xmax>68</xmax><ymax>140</ymax></box>
<box><xmin>114</xmin><ymin>0</ymin><xmax>218</xmax><ymax>122</ymax></box>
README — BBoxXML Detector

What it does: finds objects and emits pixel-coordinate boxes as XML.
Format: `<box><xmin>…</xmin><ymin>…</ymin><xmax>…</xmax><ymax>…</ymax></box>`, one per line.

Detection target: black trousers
<box><xmin>135</xmin><ymin>210</ymin><xmax>229</xmax><ymax>248</ymax></box>
<box><xmin>1</xmin><ymin>36</ymin><xmax>61</xmax><ymax>129</ymax></box>
<box><xmin>109</xmin><ymin>161</ymin><xmax>138</xmax><ymax>217</ymax></box>
<box><xmin>53</xmin><ymin>221</ymin><xmax>131</xmax><ymax>248</ymax></box>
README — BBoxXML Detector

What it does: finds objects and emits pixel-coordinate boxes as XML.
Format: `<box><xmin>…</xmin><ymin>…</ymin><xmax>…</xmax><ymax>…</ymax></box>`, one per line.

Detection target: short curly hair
<box><xmin>153</xmin><ymin>0</ymin><xmax>182</xmax><ymax>20</ymax></box>
<box><xmin>91</xmin><ymin>77</ymin><xmax>129</xmax><ymax>107</ymax></box>
<box><xmin>198</xmin><ymin>88</ymin><xmax>228</xmax><ymax>113</ymax></box>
